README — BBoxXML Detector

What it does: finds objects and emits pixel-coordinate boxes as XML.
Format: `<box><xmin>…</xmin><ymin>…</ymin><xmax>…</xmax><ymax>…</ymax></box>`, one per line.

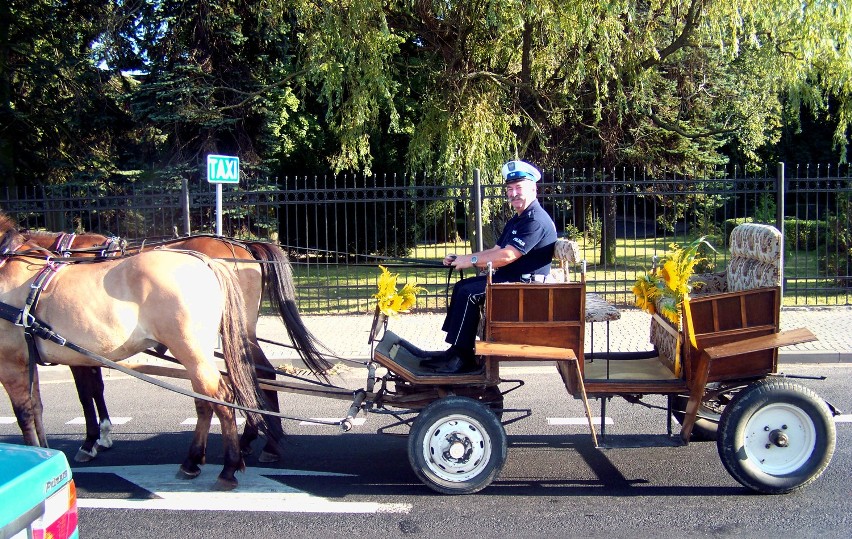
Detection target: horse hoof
<box><xmin>74</xmin><ymin>448</ymin><xmax>97</xmax><ymax>463</ymax></box>
<box><xmin>176</xmin><ymin>466</ymin><xmax>201</xmax><ymax>480</ymax></box>
<box><xmin>240</xmin><ymin>445</ymin><xmax>254</xmax><ymax>457</ymax></box>
<box><xmin>213</xmin><ymin>478</ymin><xmax>238</xmax><ymax>491</ymax></box>
<box><xmin>258</xmin><ymin>450</ymin><xmax>280</xmax><ymax>463</ymax></box>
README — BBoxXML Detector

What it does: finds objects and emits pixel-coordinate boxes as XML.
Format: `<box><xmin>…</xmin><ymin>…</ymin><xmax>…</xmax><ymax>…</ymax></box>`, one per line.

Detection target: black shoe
<box><xmin>432</xmin><ymin>354</ymin><xmax>481</xmax><ymax>374</ymax></box>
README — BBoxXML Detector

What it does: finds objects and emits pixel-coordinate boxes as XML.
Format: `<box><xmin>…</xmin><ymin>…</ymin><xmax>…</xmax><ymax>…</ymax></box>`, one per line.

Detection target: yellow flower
<box><xmin>632</xmin><ymin>237</ymin><xmax>714</xmax><ymax>329</ymax></box>
<box><xmin>373</xmin><ymin>266</ymin><xmax>425</xmax><ymax>316</ymax></box>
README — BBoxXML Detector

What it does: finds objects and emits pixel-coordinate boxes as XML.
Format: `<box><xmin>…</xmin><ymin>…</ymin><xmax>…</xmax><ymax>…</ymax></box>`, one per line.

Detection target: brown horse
<box><xmin>22</xmin><ymin>230</ymin><xmax>332</xmax><ymax>463</ymax></box>
<box><xmin>1</xmin><ymin>213</ymin><xmax>281</xmax><ymax>489</ymax></box>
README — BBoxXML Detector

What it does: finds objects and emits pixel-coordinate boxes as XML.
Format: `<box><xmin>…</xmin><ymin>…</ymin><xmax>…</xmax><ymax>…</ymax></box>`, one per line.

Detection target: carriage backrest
<box><xmin>551</xmin><ymin>239</ymin><xmax>581</xmax><ymax>282</ymax></box>
<box><xmin>726</xmin><ymin>223</ymin><xmax>783</xmax><ymax>292</ymax></box>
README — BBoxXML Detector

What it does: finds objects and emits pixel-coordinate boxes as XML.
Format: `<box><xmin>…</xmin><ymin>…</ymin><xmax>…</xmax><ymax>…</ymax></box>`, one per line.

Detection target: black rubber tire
<box><xmin>717</xmin><ymin>378</ymin><xmax>836</xmax><ymax>494</ymax></box>
<box><xmin>408</xmin><ymin>396</ymin><xmax>507</xmax><ymax>495</ymax></box>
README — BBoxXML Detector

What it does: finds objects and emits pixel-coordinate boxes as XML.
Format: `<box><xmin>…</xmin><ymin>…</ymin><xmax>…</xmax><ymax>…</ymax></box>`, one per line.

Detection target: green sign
<box><xmin>207</xmin><ymin>155</ymin><xmax>240</xmax><ymax>184</ymax></box>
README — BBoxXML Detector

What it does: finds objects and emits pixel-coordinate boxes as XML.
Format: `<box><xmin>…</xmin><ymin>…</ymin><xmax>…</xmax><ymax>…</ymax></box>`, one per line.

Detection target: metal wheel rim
<box><xmin>743</xmin><ymin>403</ymin><xmax>817</xmax><ymax>475</ymax></box>
<box><xmin>421</xmin><ymin>413</ymin><xmax>492</xmax><ymax>483</ymax></box>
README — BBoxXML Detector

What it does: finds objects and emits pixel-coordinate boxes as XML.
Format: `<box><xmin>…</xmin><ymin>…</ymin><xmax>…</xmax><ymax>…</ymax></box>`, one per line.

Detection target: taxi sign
<box><xmin>207</xmin><ymin>155</ymin><xmax>239</xmax><ymax>184</ymax></box>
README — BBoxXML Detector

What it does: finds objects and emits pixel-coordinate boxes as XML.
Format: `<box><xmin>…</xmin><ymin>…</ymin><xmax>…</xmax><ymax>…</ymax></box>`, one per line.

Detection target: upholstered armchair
<box><xmin>690</xmin><ymin>223</ymin><xmax>783</xmax><ymax>296</ymax></box>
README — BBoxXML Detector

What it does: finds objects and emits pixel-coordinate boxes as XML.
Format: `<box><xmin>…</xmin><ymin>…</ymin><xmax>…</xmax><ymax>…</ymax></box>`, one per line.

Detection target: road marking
<box><xmin>75</xmin><ymin>464</ymin><xmax>410</xmax><ymax>513</ymax></box>
<box><xmin>67</xmin><ymin>417</ymin><xmax>132</xmax><ymax>425</ymax></box>
<box><xmin>834</xmin><ymin>414</ymin><xmax>852</xmax><ymax>423</ymax></box>
<box><xmin>181</xmin><ymin>417</ymin><xmax>246</xmax><ymax>426</ymax></box>
<box><xmin>300</xmin><ymin>417</ymin><xmax>366</xmax><ymax>426</ymax></box>
<box><xmin>0</xmin><ymin>417</ymin><xmax>16</xmax><ymax>424</ymax></box>
<box><xmin>548</xmin><ymin>417</ymin><xmax>614</xmax><ymax>426</ymax></box>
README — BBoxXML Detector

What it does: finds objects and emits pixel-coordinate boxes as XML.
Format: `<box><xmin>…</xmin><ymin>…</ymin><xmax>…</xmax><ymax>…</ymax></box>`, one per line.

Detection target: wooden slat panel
<box><xmin>476</xmin><ymin>341</ymin><xmax>576</xmax><ymax>361</ymax></box>
<box><xmin>702</xmin><ymin>327</ymin><xmax>817</xmax><ymax>361</ymax></box>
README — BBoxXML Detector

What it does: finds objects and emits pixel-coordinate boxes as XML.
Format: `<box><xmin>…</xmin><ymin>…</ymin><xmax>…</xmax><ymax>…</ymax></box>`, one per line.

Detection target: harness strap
<box><xmin>19</xmin><ymin>262</ymin><xmax>67</xmax><ymax>387</ymax></box>
<box><xmin>53</xmin><ymin>233</ymin><xmax>76</xmax><ymax>257</ymax></box>
<box><xmin>102</xmin><ymin>236</ymin><xmax>126</xmax><ymax>256</ymax></box>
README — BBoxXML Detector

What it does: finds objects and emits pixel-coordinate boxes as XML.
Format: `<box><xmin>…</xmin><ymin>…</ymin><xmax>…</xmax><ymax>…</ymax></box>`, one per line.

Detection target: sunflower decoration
<box><xmin>373</xmin><ymin>265</ymin><xmax>426</xmax><ymax>316</ymax></box>
<box><xmin>632</xmin><ymin>237</ymin><xmax>714</xmax><ymax>327</ymax></box>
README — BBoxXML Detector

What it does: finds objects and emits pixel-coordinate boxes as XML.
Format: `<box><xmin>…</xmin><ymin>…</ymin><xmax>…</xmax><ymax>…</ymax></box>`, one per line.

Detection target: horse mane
<box><xmin>0</xmin><ymin>212</ymin><xmax>26</xmax><ymax>253</ymax></box>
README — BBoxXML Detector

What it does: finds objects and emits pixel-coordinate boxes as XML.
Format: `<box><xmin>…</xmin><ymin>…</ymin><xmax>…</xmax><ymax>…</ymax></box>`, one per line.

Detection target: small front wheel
<box><xmin>408</xmin><ymin>396</ymin><xmax>507</xmax><ymax>495</ymax></box>
<box><xmin>717</xmin><ymin>378</ymin><xmax>836</xmax><ymax>494</ymax></box>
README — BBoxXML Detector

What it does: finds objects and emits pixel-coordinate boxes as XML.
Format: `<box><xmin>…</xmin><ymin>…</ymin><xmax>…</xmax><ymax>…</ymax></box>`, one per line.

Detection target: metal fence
<box><xmin>3</xmin><ymin>162</ymin><xmax>851</xmax><ymax>313</ymax></box>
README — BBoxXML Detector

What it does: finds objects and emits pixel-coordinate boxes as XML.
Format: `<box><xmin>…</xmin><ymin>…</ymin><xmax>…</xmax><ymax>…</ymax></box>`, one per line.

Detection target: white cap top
<box><xmin>501</xmin><ymin>160</ymin><xmax>541</xmax><ymax>183</ymax></box>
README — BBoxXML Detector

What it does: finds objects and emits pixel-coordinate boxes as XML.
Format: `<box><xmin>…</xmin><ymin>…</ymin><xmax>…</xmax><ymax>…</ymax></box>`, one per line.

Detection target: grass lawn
<box><xmin>280</xmin><ymin>237</ymin><xmax>850</xmax><ymax>314</ymax></box>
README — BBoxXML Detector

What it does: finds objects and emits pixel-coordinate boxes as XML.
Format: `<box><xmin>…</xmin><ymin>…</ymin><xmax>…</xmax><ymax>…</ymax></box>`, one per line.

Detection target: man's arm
<box><xmin>443</xmin><ymin>245</ymin><xmax>523</xmax><ymax>271</ymax></box>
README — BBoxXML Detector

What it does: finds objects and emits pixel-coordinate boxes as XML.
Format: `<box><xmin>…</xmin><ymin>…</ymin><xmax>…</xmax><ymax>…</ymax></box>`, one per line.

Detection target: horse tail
<box><xmin>246</xmin><ymin>242</ymin><xmax>334</xmax><ymax>380</ymax></box>
<box><xmin>208</xmin><ymin>260</ymin><xmax>284</xmax><ymax>444</ymax></box>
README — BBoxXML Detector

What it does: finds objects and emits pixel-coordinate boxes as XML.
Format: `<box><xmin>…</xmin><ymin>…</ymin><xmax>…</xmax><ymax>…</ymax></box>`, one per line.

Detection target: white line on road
<box><xmin>74</xmin><ymin>464</ymin><xmax>410</xmax><ymax>513</ymax></box>
<box><xmin>66</xmin><ymin>417</ymin><xmax>132</xmax><ymax>425</ymax></box>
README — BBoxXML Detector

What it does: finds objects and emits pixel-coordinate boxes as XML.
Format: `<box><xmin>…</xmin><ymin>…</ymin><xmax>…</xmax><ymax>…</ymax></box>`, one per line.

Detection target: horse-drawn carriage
<box><xmin>0</xmin><ymin>214</ymin><xmax>839</xmax><ymax>495</ymax></box>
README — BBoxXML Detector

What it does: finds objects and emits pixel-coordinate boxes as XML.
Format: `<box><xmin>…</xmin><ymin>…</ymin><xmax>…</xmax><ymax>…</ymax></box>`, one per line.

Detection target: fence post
<box><xmin>181</xmin><ymin>178</ymin><xmax>190</xmax><ymax>236</ymax></box>
<box><xmin>473</xmin><ymin>168</ymin><xmax>484</xmax><ymax>252</ymax></box>
<box><xmin>777</xmin><ymin>162</ymin><xmax>785</xmax><ymax>289</ymax></box>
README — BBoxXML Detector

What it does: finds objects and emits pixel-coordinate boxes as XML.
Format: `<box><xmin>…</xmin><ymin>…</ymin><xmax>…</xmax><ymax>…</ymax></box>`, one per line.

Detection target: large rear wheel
<box><xmin>408</xmin><ymin>396</ymin><xmax>507</xmax><ymax>495</ymax></box>
<box><xmin>717</xmin><ymin>378</ymin><xmax>835</xmax><ymax>494</ymax></box>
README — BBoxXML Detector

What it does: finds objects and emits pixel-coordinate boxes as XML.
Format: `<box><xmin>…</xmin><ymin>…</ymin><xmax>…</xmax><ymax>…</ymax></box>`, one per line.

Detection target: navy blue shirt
<box><xmin>495</xmin><ymin>199</ymin><xmax>557</xmax><ymax>281</ymax></box>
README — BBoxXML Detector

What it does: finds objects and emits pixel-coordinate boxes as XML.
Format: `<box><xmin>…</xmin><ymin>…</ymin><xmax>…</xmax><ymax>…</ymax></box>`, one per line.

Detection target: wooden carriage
<box><xmin>371</xmin><ymin>223</ymin><xmax>835</xmax><ymax>495</ymax></box>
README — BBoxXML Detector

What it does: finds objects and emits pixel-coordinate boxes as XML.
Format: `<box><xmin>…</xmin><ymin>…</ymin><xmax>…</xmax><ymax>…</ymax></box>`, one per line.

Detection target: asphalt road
<box><xmin>1</xmin><ymin>363</ymin><xmax>850</xmax><ymax>538</ymax></box>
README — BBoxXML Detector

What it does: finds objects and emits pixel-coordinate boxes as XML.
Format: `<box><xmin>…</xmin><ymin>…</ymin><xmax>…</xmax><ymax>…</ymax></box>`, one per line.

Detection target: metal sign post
<box><xmin>206</xmin><ymin>155</ymin><xmax>240</xmax><ymax>236</ymax></box>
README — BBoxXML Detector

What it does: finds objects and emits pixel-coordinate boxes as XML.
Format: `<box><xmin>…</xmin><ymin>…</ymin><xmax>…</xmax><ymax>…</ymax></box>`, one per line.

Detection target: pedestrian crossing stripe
<box><xmin>0</xmin><ymin>417</ymin><xmax>15</xmax><ymax>424</ymax></box>
<box><xmin>66</xmin><ymin>417</ymin><xmax>132</xmax><ymax>425</ymax></box>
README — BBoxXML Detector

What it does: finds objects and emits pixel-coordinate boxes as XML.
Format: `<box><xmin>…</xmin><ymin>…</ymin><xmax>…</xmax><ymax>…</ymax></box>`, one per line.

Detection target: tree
<box><xmin>0</xmin><ymin>0</ymin><xmax>129</xmax><ymax>188</ymax></box>
<box><xmin>292</xmin><ymin>0</ymin><xmax>852</xmax><ymax>262</ymax></box>
<box><xmin>126</xmin><ymin>0</ymin><xmax>306</xmax><ymax>184</ymax></box>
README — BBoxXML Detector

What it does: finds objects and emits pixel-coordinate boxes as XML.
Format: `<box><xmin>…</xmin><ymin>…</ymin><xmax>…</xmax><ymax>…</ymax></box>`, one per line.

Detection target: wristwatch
<box><xmin>470</xmin><ymin>255</ymin><xmax>478</xmax><ymax>266</ymax></box>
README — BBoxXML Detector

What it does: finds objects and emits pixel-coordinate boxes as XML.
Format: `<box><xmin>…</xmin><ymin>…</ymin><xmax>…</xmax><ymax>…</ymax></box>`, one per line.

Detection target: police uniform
<box><xmin>441</xmin><ymin>162</ymin><xmax>557</xmax><ymax>354</ymax></box>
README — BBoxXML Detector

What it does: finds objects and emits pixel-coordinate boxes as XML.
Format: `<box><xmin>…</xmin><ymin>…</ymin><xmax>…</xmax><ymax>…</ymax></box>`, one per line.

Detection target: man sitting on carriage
<box><xmin>419</xmin><ymin>159</ymin><xmax>558</xmax><ymax>374</ymax></box>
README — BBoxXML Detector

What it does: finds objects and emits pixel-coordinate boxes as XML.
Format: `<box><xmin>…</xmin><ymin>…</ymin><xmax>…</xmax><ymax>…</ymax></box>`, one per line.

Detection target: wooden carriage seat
<box><xmin>649</xmin><ymin>223</ymin><xmax>784</xmax><ymax>373</ymax></box>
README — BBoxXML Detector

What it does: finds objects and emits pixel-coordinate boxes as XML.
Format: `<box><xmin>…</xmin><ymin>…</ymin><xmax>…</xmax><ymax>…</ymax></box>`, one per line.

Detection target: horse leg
<box><xmin>90</xmin><ymin>367</ymin><xmax>114</xmax><ymax>451</ymax></box>
<box><xmin>0</xmin><ymin>369</ymin><xmax>45</xmax><ymax>447</ymax></box>
<box><xmin>29</xmin><ymin>369</ymin><xmax>48</xmax><ymax>447</ymax></box>
<box><xmin>177</xmin><ymin>397</ymin><xmax>213</xmax><ymax>480</ymax></box>
<box><xmin>211</xmin><ymin>381</ymin><xmax>246</xmax><ymax>491</ymax></box>
<box><xmin>239</xmin><ymin>340</ymin><xmax>283</xmax><ymax>463</ymax></box>
<box><xmin>70</xmin><ymin>366</ymin><xmax>103</xmax><ymax>462</ymax></box>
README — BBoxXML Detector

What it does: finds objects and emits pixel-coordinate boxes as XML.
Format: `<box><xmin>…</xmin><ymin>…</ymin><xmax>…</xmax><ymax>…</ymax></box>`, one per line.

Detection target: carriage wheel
<box><xmin>408</xmin><ymin>396</ymin><xmax>507</xmax><ymax>495</ymax></box>
<box><xmin>717</xmin><ymin>379</ymin><xmax>836</xmax><ymax>494</ymax></box>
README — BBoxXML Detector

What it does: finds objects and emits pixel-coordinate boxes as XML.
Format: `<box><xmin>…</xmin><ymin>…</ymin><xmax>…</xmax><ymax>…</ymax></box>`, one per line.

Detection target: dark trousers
<box><xmin>442</xmin><ymin>274</ymin><xmax>513</xmax><ymax>351</ymax></box>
